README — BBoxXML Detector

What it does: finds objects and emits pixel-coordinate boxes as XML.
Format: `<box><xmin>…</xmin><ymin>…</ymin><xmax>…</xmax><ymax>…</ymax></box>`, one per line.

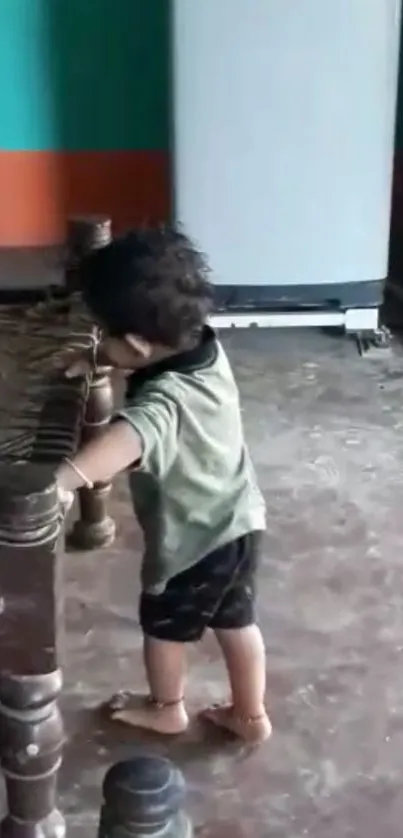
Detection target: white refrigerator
<box><xmin>172</xmin><ymin>0</ymin><xmax>402</xmax><ymax>331</ymax></box>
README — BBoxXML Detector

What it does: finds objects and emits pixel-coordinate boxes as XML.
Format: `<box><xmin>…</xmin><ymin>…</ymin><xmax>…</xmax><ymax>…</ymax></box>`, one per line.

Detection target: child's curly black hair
<box><xmin>82</xmin><ymin>226</ymin><xmax>214</xmax><ymax>348</ymax></box>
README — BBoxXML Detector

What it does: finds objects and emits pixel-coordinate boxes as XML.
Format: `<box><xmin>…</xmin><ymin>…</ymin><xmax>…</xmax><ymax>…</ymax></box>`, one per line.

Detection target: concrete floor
<box><xmin>4</xmin><ymin>326</ymin><xmax>403</xmax><ymax>837</ymax></box>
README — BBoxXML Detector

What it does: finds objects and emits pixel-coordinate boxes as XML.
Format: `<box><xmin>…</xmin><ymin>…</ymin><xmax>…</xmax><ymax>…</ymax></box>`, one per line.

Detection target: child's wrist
<box><xmin>64</xmin><ymin>458</ymin><xmax>94</xmax><ymax>489</ymax></box>
<box><xmin>56</xmin><ymin>459</ymin><xmax>93</xmax><ymax>492</ymax></box>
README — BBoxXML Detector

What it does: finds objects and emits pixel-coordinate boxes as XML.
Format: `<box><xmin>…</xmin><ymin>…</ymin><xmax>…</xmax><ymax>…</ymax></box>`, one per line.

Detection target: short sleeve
<box><xmin>116</xmin><ymin>390</ymin><xmax>179</xmax><ymax>479</ymax></box>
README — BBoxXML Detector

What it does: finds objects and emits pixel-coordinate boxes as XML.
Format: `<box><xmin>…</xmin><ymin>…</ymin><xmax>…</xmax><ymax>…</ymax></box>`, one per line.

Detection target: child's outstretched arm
<box><xmin>56</xmin><ymin>420</ymin><xmax>142</xmax><ymax>492</ymax></box>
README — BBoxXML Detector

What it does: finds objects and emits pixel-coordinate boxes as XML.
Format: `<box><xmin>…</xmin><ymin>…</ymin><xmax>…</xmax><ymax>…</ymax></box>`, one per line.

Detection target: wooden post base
<box><xmin>98</xmin><ymin>755</ymin><xmax>192</xmax><ymax>838</ymax></box>
<box><xmin>68</xmin><ymin>487</ymin><xmax>116</xmax><ymax>550</ymax></box>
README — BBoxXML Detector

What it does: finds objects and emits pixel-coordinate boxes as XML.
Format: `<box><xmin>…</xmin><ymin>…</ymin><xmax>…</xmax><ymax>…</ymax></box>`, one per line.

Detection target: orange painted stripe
<box><xmin>0</xmin><ymin>151</ymin><xmax>170</xmax><ymax>247</ymax></box>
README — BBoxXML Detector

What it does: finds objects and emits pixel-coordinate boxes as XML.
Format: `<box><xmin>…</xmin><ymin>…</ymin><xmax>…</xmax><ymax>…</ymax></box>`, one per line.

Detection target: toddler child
<box><xmin>57</xmin><ymin>226</ymin><xmax>271</xmax><ymax>744</ymax></box>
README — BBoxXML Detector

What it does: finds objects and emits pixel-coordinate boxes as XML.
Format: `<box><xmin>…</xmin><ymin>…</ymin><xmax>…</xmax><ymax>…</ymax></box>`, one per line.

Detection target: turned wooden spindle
<box><xmin>98</xmin><ymin>755</ymin><xmax>193</xmax><ymax>838</ymax></box>
<box><xmin>65</xmin><ymin>215</ymin><xmax>112</xmax><ymax>294</ymax></box>
<box><xmin>0</xmin><ymin>464</ymin><xmax>65</xmax><ymax>838</ymax></box>
<box><xmin>69</xmin><ymin>365</ymin><xmax>116</xmax><ymax>549</ymax></box>
<box><xmin>65</xmin><ymin>215</ymin><xmax>116</xmax><ymax>550</ymax></box>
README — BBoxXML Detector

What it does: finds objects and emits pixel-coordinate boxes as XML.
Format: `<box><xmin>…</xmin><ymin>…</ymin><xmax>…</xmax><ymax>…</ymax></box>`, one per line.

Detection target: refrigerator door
<box><xmin>172</xmin><ymin>0</ymin><xmax>401</xmax><ymax>296</ymax></box>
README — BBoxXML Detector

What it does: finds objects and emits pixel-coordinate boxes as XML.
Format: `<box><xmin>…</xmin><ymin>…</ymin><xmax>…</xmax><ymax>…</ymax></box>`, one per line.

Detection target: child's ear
<box><xmin>124</xmin><ymin>334</ymin><xmax>152</xmax><ymax>360</ymax></box>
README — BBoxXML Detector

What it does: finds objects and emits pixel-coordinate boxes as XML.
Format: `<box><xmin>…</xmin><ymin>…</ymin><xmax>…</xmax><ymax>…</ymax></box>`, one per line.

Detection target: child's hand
<box><xmin>65</xmin><ymin>349</ymin><xmax>94</xmax><ymax>379</ymax></box>
<box><xmin>57</xmin><ymin>485</ymin><xmax>75</xmax><ymax>517</ymax></box>
<box><xmin>58</xmin><ymin>342</ymin><xmax>116</xmax><ymax>378</ymax></box>
<box><xmin>55</xmin><ymin>346</ymin><xmax>95</xmax><ymax>378</ymax></box>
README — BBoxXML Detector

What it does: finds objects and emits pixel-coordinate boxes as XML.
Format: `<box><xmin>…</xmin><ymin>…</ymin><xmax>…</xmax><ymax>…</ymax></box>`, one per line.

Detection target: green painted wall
<box><xmin>0</xmin><ymin>0</ymin><xmax>169</xmax><ymax>151</ymax></box>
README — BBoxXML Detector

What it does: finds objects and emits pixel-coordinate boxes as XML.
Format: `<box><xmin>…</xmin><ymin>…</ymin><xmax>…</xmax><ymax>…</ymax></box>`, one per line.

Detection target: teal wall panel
<box><xmin>0</xmin><ymin>0</ymin><xmax>169</xmax><ymax>151</ymax></box>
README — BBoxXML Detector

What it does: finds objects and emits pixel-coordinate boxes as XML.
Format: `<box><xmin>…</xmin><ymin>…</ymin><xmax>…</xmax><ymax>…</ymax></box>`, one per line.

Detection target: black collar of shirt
<box><xmin>126</xmin><ymin>325</ymin><xmax>218</xmax><ymax>400</ymax></box>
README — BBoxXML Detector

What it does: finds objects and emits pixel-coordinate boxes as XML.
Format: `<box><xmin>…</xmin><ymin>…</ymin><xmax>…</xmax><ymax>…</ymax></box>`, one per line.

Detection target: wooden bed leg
<box><xmin>65</xmin><ymin>213</ymin><xmax>116</xmax><ymax>551</ymax></box>
<box><xmin>0</xmin><ymin>464</ymin><xmax>65</xmax><ymax>838</ymax></box>
<box><xmin>69</xmin><ymin>366</ymin><xmax>116</xmax><ymax>550</ymax></box>
<box><xmin>0</xmin><ymin>673</ymin><xmax>64</xmax><ymax>838</ymax></box>
<box><xmin>65</xmin><ymin>215</ymin><xmax>112</xmax><ymax>294</ymax></box>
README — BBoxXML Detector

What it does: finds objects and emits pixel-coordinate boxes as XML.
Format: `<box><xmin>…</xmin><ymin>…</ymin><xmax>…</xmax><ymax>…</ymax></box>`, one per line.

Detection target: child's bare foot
<box><xmin>104</xmin><ymin>691</ymin><xmax>189</xmax><ymax>735</ymax></box>
<box><xmin>200</xmin><ymin>703</ymin><xmax>272</xmax><ymax>744</ymax></box>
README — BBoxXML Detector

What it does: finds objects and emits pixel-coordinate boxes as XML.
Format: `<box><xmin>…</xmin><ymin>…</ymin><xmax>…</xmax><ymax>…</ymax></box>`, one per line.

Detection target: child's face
<box><xmin>101</xmin><ymin>334</ymin><xmax>153</xmax><ymax>370</ymax></box>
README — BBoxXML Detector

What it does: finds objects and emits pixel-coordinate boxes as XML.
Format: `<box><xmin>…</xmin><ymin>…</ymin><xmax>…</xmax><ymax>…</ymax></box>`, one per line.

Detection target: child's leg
<box><xmin>216</xmin><ymin>624</ymin><xmax>266</xmax><ymax>717</ymax></box>
<box><xmin>201</xmin><ymin>624</ymin><xmax>271</xmax><ymax>743</ymax></box>
<box><xmin>111</xmin><ymin>635</ymin><xmax>189</xmax><ymax>734</ymax></box>
<box><xmin>144</xmin><ymin>634</ymin><xmax>186</xmax><ymax>704</ymax></box>
<box><xmin>201</xmin><ymin>532</ymin><xmax>272</xmax><ymax>744</ymax></box>
<box><xmin>108</xmin><ymin>569</ymin><xmax>208</xmax><ymax>734</ymax></box>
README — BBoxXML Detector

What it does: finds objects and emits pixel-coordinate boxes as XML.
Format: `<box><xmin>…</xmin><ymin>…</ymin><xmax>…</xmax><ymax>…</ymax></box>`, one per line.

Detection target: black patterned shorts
<box><xmin>140</xmin><ymin>531</ymin><xmax>261</xmax><ymax>643</ymax></box>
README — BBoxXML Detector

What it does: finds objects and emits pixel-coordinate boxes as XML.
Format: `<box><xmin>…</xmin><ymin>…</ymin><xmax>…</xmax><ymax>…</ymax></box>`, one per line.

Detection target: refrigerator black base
<box><xmin>214</xmin><ymin>279</ymin><xmax>384</xmax><ymax>313</ymax></box>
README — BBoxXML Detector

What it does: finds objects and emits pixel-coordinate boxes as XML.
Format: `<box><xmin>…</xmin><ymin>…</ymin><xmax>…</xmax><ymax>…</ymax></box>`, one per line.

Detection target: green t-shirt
<box><xmin>117</xmin><ymin>326</ymin><xmax>265</xmax><ymax>593</ymax></box>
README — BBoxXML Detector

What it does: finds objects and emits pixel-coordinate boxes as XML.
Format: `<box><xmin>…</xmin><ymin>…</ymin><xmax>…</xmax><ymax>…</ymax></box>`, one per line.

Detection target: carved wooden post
<box><xmin>65</xmin><ymin>214</ymin><xmax>112</xmax><ymax>294</ymax></box>
<box><xmin>0</xmin><ymin>464</ymin><xmax>65</xmax><ymax>838</ymax></box>
<box><xmin>69</xmin><ymin>365</ymin><xmax>116</xmax><ymax>549</ymax></box>
<box><xmin>65</xmin><ymin>215</ymin><xmax>116</xmax><ymax>550</ymax></box>
<box><xmin>98</xmin><ymin>755</ymin><xmax>192</xmax><ymax>838</ymax></box>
